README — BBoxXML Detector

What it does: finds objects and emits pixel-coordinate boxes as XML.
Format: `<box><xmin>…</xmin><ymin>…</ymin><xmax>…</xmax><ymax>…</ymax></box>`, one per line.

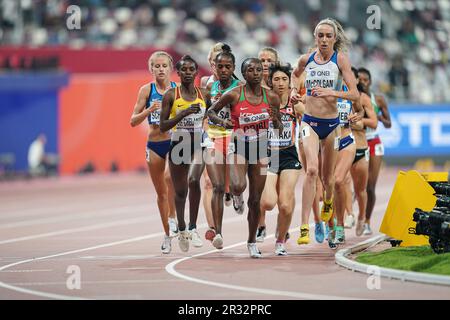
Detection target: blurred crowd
<box><xmin>1</xmin><ymin>0</ymin><xmax>449</xmax><ymax>103</ymax></box>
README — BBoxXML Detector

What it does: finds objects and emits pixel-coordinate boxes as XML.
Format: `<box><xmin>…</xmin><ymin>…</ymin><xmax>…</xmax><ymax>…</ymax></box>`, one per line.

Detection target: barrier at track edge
<box><xmin>335</xmin><ymin>234</ymin><xmax>450</xmax><ymax>287</ymax></box>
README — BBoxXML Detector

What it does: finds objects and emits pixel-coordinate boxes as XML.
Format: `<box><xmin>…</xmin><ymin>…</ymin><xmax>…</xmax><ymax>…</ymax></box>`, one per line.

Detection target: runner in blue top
<box><xmin>130</xmin><ymin>51</ymin><xmax>178</xmax><ymax>254</ymax></box>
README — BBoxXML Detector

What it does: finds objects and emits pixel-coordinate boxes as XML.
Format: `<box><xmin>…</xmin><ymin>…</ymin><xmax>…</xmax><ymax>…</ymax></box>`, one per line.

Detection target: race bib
<box><xmin>374</xmin><ymin>142</ymin><xmax>384</xmax><ymax>156</ymax></box>
<box><xmin>149</xmin><ymin>110</ymin><xmax>161</xmax><ymax>124</ymax></box>
<box><xmin>365</xmin><ymin>148</ymin><xmax>370</xmax><ymax>161</ymax></box>
<box><xmin>268</xmin><ymin>120</ymin><xmax>294</xmax><ymax>147</ymax></box>
<box><xmin>337</xmin><ymin>101</ymin><xmax>351</xmax><ymax>125</ymax></box>
<box><xmin>177</xmin><ymin>108</ymin><xmax>205</xmax><ymax>132</ymax></box>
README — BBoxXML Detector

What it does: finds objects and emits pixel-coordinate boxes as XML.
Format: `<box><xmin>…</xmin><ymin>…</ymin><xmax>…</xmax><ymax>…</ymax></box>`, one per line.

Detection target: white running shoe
<box><xmin>344</xmin><ymin>214</ymin><xmax>355</xmax><ymax>229</ymax></box>
<box><xmin>232</xmin><ymin>194</ymin><xmax>245</xmax><ymax>215</ymax></box>
<box><xmin>212</xmin><ymin>234</ymin><xmax>224</xmax><ymax>249</ymax></box>
<box><xmin>256</xmin><ymin>226</ymin><xmax>266</xmax><ymax>243</ymax></box>
<box><xmin>161</xmin><ymin>235</ymin><xmax>171</xmax><ymax>254</ymax></box>
<box><xmin>190</xmin><ymin>229</ymin><xmax>203</xmax><ymax>248</ymax></box>
<box><xmin>168</xmin><ymin>218</ymin><xmax>178</xmax><ymax>237</ymax></box>
<box><xmin>224</xmin><ymin>193</ymin><xmax>232</xmax><ymax>207</ymax></box>
<box><xmin>356</xmin><ymin>219</ymin><xmax>365</xmax><ymax>236</ymax></box>
<box><xmin>362</xmin><ymin>223</ymin><xmax>373</xmax><ymax>236</ymax></box>
<box><xmin>247</xmin><ymin>242</ymin><xmax>262</xmax><ymax>258</ymax></box>
<box><xmin>178</xmin><ymin>230</ymin><xmax>190</xmax><ymax>252</ymax></box>
<box><xmin>275</xmin><ymin>242</ymin><xmax>287</xmax><ymax>256</ymax></box>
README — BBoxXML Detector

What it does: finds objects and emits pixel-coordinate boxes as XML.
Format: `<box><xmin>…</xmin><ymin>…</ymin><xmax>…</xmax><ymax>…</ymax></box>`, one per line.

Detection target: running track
<box><xmin>0</xmin><ymin>167</ymin><xmax>448</xmax><ymax>300</ymax></box>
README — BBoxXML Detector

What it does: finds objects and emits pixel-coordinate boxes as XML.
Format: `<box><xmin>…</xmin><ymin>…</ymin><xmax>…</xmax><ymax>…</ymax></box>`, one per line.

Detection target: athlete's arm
<box><xmin>292</xmin><ymin>55</ymin><xmax>308</xmax><ymax>87</ymax></box>
<box><xmin>376</xmin><ymin>95</ymin><xmax>391</xmax><ymax>128</ymax></box>
<box><xmin>159</xmin><ymin>88</ymin><xmax>200</xmax><ymax>132</ymax></box>
<box><xmin>347</xmin><ymin>92</ymin><xmax>364</xmax><ymax>124</ymax></box>
<box><xmin>267</xmin><ymin>90</ymin><xmax>282</xmax><ymax>131</ymax></box>
<box><xmin>207</xmin><ymin>88</ymin><xmax>239</xmax><ymax>129</ymax></box>
<box><xmin>130</xmin><ymin>85</ymin><xmax>152</xmax><ymax>127</ymax></box>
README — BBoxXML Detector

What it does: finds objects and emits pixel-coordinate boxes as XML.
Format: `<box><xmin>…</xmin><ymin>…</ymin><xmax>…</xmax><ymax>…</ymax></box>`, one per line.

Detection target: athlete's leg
<box><xmin>202</xmin><ymin>170</ymin><xmax>214</xmax><ymax>229</ymax></box>
<box><xmin>148</xmin><ymin>150</ymin><xmax>171</xmax><ymax>236</ymax></box>
<box><xmin>366</xmin><ymin>155</ymin><xmax>382</xmax><ymax>223</ymax></box>
<box><xmin>277</xmin><ymin>170</ymin><xmax>300</xmax><ymax>243</ymax></box>
<box><xmin>247</xmin><ymin>160</ymin><xmax>269</xmax><ymax>243</ymax></box>
<box><xmin>299</xmin><ymin>123</ymin><xmax>320</xmax><ymax>226</ymax></box>
<box><xmin>164</xmin><ymin>161</ymin><xmax>176</xmax><ymax>219</ymax></box>
<box><xmin>320</xmin><ymin>128</ymin><xmax>340</xmax><ymax>210</ymax></box>
<box><xmin>351</xmin><ymin>156</ymin><xmax>369</xmax><ymax>235</ymax></box>
<box><xmin>188</xmin><ymin>149</ymin><xmax>206</xmax><ymax>229</ymax></box>
<box><xmin>205</xmin><ymin>147</ymin><xmax>226</xmax><ymax>235</ymax></box>
<box><xmin>169</xmin><ymin>161</ymin><xmax>190</xmax><ymax>232</ymax></box>
<box><xmin>334</xmin><ymin>144</ymin><xmax>356</xmax><ymax>227</ymax></box>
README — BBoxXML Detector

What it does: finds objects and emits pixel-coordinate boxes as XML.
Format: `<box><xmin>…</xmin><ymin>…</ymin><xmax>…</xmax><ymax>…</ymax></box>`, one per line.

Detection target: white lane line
<box><xmin>0</xmin><ymin>188</ymin><xmax>391</xmax><ymax>300</ymax></box>
<box><xmin>0</xmin><ymin>216</ymin><xmax>247</xmax><ymax>299</ymax></box>
<box><xmin>0</xmin><ymin>269</ymin><xmax>53</xmax><ymax>273</ymax></box>
<box><xmin>164</xmin><ymin>201</ymin><xmax>389</xmax><ymax>300</ymax></box>
<box><xmin>8</xmin><ymin>279</ymin><xmax>183</xmax><ymax>286</ymax></box>
<box><xmin>165</xmin><ymin>225</ymin><xmax>365</xmax><ymax>300</ymax></box>
<box><xmin>0</xmin><ymin>216</ymin><xmax>153</xmax><ymax>245</ymax></box>
<box><xmin>0</xmin><ymin>233</ymin><xmax>163</xmax><ymax>300</ymax></box>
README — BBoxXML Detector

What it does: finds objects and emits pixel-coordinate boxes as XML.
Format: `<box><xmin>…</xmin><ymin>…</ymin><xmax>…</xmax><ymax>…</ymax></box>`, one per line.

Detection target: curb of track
<box><xmin>335</xmin><ymin>234</ymin><xmax>450</xmax><ymax>287</ymax></box>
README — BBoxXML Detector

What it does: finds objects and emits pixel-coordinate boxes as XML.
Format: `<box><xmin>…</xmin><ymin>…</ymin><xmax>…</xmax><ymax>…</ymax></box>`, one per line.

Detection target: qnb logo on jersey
<box><xmin>239</xmin><ymin>113</ymin><xmax>270</xmax><ymax>126</ymax></box>
<box><xmin>310</xmin><ymin>70</ymin><xmax>331</xmax><ymax>77</ymax></box>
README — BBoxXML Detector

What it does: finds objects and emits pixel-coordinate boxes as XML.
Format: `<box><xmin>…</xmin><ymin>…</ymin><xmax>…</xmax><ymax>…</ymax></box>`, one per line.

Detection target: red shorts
<box><xmin>206</xmin><ymin>135</ymin><xmax>231</xmax><ymax>157</ymax></box>
<box><xmin>367</xmin><ymin>136</ymin><xmax>384</xmax><ymax>157</ymax></box>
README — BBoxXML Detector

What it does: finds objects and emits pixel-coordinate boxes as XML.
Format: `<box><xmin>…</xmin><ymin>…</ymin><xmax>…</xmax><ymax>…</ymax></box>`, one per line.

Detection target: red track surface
<box><xmin>0</xmin><ymin>167</ymin><xmax>449</xmax><ymax>300</ymax></box>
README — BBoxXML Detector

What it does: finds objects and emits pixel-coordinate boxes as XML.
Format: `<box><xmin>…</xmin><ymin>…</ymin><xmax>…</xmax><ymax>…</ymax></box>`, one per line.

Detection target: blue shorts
<box><xmin>302</xmin><ymin>114</ymin><xmax>339</xmax><ymax>140</ymax></box>
<box><xmin>338</xmin><ymin>134</ymin><xmax>355</xmax><ymax>151</ymax></box>
<box><xmin>146</xmin><ymin>140</ymin><xmax>171</xmax><ymax>160</ymax></box>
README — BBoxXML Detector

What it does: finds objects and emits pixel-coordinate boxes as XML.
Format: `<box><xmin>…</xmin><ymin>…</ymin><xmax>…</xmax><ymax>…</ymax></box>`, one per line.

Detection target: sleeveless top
<box><xmin>231</xmin><ymin>86</ymin><xmax>271</xmax><ymax>142</ymax></box>
<box><xmin>169</xmin><ymin>86</ymin><xmax>207</xmax><ymax>137</ymax></box>
<box><xmin>268</xmin><ymin>99</ymin><xmax>297</xmax><ymax>149</ymax></box>
<box><xmin>366</xmin><ymin>92</ymin><xmax>380</xmax><ymax>140</ymax></box>
<box><xmin>304</xmin><ymin>51</ymin><xmax>342</xmax><ymax>96</ymax></box>
<box><xmin>207</xmin><ymin>79</ymin><xmax>241</xmax><ymax>138</ymax></box>
<box><xmin>146</xmin><ymin>81</ymin><xmax>177</xmax><ymax>125</ymax></box>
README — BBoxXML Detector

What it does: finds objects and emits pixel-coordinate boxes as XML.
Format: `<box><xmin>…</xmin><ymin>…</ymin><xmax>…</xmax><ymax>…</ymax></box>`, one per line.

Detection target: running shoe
<box><xmin>168</xmin><ymin>218</ymin><xmax>179</xmax><ymax>237</ymax></box>
<box><xmin>212</xmin><ymin>234</ymin><xmax>224</xmax><ymax>249</ymax></box>
<box><xmin>161</xmin><ymin>235</ymin><xmax>172</xmax><ymax>254</ymax></box>
<box><xmin>256</xmin><ymin>226</ymin><xmax>266</xmax><ymax>243</ymax></box>
<box><xmin>275</xmin><ymin>242</ymin><xmax>287</xmax><ymax>256</ymax></box>
<box><xmin>325</xmin><ymin>223</ymin><xmax>330</xmax><ymax>241</ymax></box>
<box><xmin>205</xmin><ymin>227</ymin><xmax>216</xmax><ymax>241</ymax></box>
<box><xmin>356</xmin><ymin>219</ymin><xmax>365</xmax><ymax>236</ymax></box>
<box><xmin>190</xmin><ymin>228</ymin><xmax>203</xmax><ymax>247</ymax></box>
<box><xmin>233</xmin><ymin>194</ymin><xmax>245</xmax><ymax>215</ymax></box>
<box><xmin>344</xmin><ymin>214</ymin><xmax>355</xmax><ymax>229</ymax></box>
<box><xmin>247</xmin><ymin>242</ymin><xmax>262</xmax><ymax>258</ymax></box>
<box><xmin>335</xmin><ymin>226</ymin><xmax>345</xmax><ymax>244</ymax></box>
<box><xmin>297</xmin><ymin>224</ymin><xmax>310</xmax><ymax>245</ymax></box>
<box><xmin>224</xmin><ymin>193</ymin><xmax>232</xmax><ymax>207</ymax></box>
<box><xmin>363</xmin><ymin>223</ymin><xmax>373</xmax><ymax>235</ymax></box>
<box><xmin>328</xmin><ymin>230</ymin><xmax>337</xmax><ymax>250</ymax></box>
<box><xmin>178</xmin><ymin>230</ymin><xmax>190</xmax><ymax>252</ymax></box>
<box><xmin>315</xmin><ymin>222</ymin><xmax>325</xmax><ymax>243</ymax></box>
<box><xmin>320</xmin><ymin>198</ymin><xmax>334</xmax><ymax>222</ymax></box>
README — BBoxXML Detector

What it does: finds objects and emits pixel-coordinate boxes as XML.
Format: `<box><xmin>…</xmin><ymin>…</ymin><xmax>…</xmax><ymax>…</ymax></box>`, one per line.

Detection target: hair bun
<box><xmin>221</xmin><ymin>44</ymin><xmax>231</xmax><ymax>53</ymax></box>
